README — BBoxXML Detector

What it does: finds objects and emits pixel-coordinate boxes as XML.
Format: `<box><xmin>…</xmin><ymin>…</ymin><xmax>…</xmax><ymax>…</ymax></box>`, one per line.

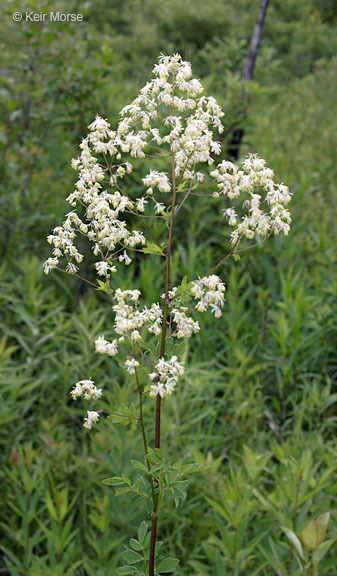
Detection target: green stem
<box><xmin>133</xmin><ymin>361</ymin><xmax>156</xmax><ymax>506</ymax></box>
<box><xmin>149</xmin><ymin>153</ymin><xmax>178</xmax><ymax>576</ymax></box>
<box><xmin>287</xmin><ymin>470</ymin><xmax>302</xmax><ymax>572</ymax></box>
<box><xmin>232</xmin><ymin>526</ymin><xmax>238</xmax><ymax>576</ymax></box>
<box><xmin>206</xmin><ymin>236</ymin><xmax>241</xmax><ymax>276</ymax></box>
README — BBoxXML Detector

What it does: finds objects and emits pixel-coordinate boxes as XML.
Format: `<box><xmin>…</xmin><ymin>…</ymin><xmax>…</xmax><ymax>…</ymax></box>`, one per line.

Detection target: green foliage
<box><xmin>108</xmin><ymin>404</ymin><xmax>139</xmax><ymax>429</ymax></box>
<box><xmin>116</xmin><ymin>520</ymin><xmax>179</xmax><ymax>575</ymax></box>
<box><xmin>282</xmin><ymin>513</ymin><xmax>336</xmax><ymax>575</ymax></box>
<box><xmin>143</xmin><ymin>243</ymin><xmax>167</xmax><ymax>256</ymax></box>
<box><xmin>1</xmin><ymin>0</ymin><xmax>337</xmax><ymax>574</ymax></box>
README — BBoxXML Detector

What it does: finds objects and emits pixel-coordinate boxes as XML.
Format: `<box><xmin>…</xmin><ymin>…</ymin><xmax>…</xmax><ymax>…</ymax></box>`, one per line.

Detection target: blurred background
<box><xmin>0</xmin><ymin>1</ymin><xmax>336</xmax><ymax>574</ymax></box>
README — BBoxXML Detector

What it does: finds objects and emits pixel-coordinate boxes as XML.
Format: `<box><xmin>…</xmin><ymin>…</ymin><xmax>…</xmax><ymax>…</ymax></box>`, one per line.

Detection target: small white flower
<box><xmin>125</xmin><ymin>358</ymin><xmax>139</xmax><ymax>374</ymax></box>
<box><xmin>116</xmin><ymin>166</ymin><xmax>126</xmax><ymax>178</ymax></box>
<box><xmin>43</xmin><ymin>257</ymin><xmax>58</xmax><ymax>275</ymax></box>
<box><xmin>154</xmin><ymin>202</ymin><xmax>165</xmax><ymax>215</ymax></box>
<box><xmin>223</xmin><ymin>208</ymin><xmax>237</xmax><ymax>226</ymax></box>
<box><xmin>136</xmin><ymin>197</ymin><xmax>148</xmax><ymax>212</ymax></box>
<box><xmin>71</xmin><ymin>158</ymin><xmax>80</xmax><ymax>170</ymax></box>
<box><xmin>70</xmin><ymin>382</ymin><xmax>83</xmax><ymax>400</ymax></box>
<box><xmin>66</xmin><ymin>262</ymin><xmax>78</xmax><ymax>275</ymax></box>
<box><xmin>150</xmin><ymin>382</ymin><xmax>166</xmax><ymax>397</ymax></box>
<box><xmin>95</xmin><ymin>261</ymin><xmax>109</xmax><ymax>276</ymax></box>
<box><xmin>131</xmin><ymin>330</ymin><xmax>141</xmax><ymax>342</ymax></box>
<box><xmin>119</xmin><ymin>251</ymin><xmax>132</xmax><ymax>266</ymax></box>
<box><xmin>95</xmin><ymin>336</ymin><xmax>108</xmax><ymax>354</ymax></box>
<box><xmin>88</xmin><ymin>115</ymin><xmax>110</xmax><ymax>133</ymax></box>
<box><xmin>83</xmin><ymin>410</ymin><xmax>100</xmax><ymax>429</ymax></box>
<box><xmin>106</xmin><ymin>341</ymin><xmax>118</xmax><ymax>356</ymax></box>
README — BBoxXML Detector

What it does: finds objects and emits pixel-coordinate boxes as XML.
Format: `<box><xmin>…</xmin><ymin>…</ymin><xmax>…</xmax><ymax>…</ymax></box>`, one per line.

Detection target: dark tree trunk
<box><xmin>228</xmin><ymin>0</ymin><xmax>269</xmax><ymax>159</ymax></box>
<box><xmin>243</xmin><ymin>0</ymin><xmax>269</xmax><ymax>83</ymax></box>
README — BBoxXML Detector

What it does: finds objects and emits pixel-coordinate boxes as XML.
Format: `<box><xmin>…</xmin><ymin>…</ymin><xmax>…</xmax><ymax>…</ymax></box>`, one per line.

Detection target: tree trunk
<box><xmin>228</xmin><ymin>0</ymin><xmax>269</xmax><ymax>159</ymax></box>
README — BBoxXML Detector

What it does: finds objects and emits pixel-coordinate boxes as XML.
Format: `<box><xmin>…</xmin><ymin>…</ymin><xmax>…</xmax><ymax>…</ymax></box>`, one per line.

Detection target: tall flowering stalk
<box><xmin>44</xmin><ymin>54</ymin><xmax>291</xmax><ymax>575</ymax></box>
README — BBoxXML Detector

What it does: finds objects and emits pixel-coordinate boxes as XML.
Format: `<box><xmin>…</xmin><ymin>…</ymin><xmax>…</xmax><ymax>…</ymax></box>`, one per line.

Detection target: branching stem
<box><xmin>206</xmin><ymin>237</ymin><xmax>241</xmax><ymax>275</ymax></box>
<box><xmin>55</xmin><ymin>266</ymin><xmax>98</xmax><ymax>289</ymax></box>
<box><xmin>174</xmin><ymin>178</ymin><xmax>194</xmax><ymax>215</ymax></box>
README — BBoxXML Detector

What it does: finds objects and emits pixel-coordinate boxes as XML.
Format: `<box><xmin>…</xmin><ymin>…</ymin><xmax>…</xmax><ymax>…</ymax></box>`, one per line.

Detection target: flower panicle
<box><xmin>45</xmin><ymin>53</ymin><xmax>292</xmax><ymax>429</ymax></box>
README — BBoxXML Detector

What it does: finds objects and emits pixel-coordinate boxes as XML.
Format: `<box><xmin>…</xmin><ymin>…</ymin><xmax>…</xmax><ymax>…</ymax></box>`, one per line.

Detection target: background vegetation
<box><xmin>0</xmin><ymin>0</ymin><xmax>336</xmax><ymax>574</ymax></box>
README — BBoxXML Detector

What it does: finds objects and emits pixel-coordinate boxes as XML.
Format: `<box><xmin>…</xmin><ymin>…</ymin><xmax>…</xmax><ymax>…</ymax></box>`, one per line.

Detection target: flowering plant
<box><xmin>44</xmin><ymin>54</ymin><xmax>291</xmax><ymax>575</ymax></box>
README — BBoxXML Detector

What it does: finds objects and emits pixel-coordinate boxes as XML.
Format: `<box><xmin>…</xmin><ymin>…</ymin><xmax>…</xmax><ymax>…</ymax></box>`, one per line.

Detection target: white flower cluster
<box><xmin>70</xmin><ymin>380</ymin><xmax>102</xmax><ymax>429</ymax></box>
<box><xmin>171</xmin><ymin>308</ymin><xmax>200</xmax><ymax>338</ymax></box>
<box><xmin>43</xmin><ymin>54</ymin><xmax>227</xmax><ymax>280</ymax></box>
<box><xmin>117</xmin><ymin>53</ymin><xmax>224</xmax><ymax>183</ymax></box>
<box><xmin>211</xmin><ymin>155</ymin><xmax>292</xmax><ymax>244</ymax></box>
<box><xmin>149</xmin><ymin>356</ymin><xmax>185</xmax><ymax>397</ymax></box>
<box><xmin>45</xmin><ymin>54</ymin><xmax>290</xmax><ymax>288</ymax></box>
<box><xmin>191</xmin><ymin>275</ymin><xmax>226</xmax><ymax>318</ymax></box>
<box><xmin>142</xmin><ymin>171</ymin><xmax>171</xmax><ymax>194</ymax></box>
<box><xmin>47</xmin><ymin>53</ymin><xmax>292</xmax><ymax>431</ymax></box>
<box><xmin>43</xmin><ymin>119</ymin><xmax>146</xmax><ymax>277</ymax></box>
<box><xmin>44</xmin><ymin>211</ymin><xmax>84</xmax><ymax>275</ymax></box>
<box><xmin>113</xmin><ymin>289</ymin><xmax>163</xmax><ymax>341</ymax></box>
<box><xmin>71</xmin><ymin>379</ymin><xmax>102</xmax><ymax>401</ymax></box>
<box><xmin>95</xmin><ymin>336</ymin><xmax>118</xmax><ymax>356</ymax></box>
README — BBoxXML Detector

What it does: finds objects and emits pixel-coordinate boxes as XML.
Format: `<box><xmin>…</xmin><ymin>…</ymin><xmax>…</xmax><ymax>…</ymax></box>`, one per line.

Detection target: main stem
<box><xmin>148</xmin><ymin>156</ymin><xmax>177</xmax><ymax>576</ymax></box>
<box><xmin>134</xmin><ymin>362</ymin><xmax>156</xmax><ymax>505</ymax></box>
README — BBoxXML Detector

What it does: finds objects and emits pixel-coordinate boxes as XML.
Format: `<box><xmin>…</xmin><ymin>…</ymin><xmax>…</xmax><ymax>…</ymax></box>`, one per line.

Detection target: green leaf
<box><xmin>205</xmin><ymin>497</ymin><xmax>231</xmax><ymax>523</ymax></box>
<box><xmin>108</xmin><ymin>414</ymin><xmax>131</xmax><ymax>425</ymax></box>
<box><xmin>301</xmin><ymin>513</ymin><xmax>331</xmax><ymax>551</ymax></box>
<box><xmin>243</xmin><ymin>445</ymin><xmax>270</xmax><ymax>480</ymax></box>
<box><xmin>131</xmin><ymin>460</ymin><xmax>149</xmax><ymax>473</ymax></box>
<box><xmin>121</xmin><ymin>474</ymin><xmax>132</xmax><ymax>485</ymax></box>
<box><xmin>179</xmin><ymin>462</ymin><xmax>206</xmax><ymax>476</ymax></box>
<box><xmin>130</xmin><ymin>538</ymin><xmax>143</xmax><ymax>551</ymax></box>
<box><xmin>116</xmin><ymin>566</ymin><xmax>140</xmax><ymax>575</ymax></box>
<box><xmin>171</xmin><ymin>485</ymin><xmax>185</xmax><ymax>507</ymax></box>
<box><xmin>301</xmin><ymin>520</ymin><xmax>317</xmax><ymax>550</ymax></box>
<box><xmin>58</xmin><ymin>487</ymin><xmax>68</xmax><ymax>522</ymax></box>
<box><xmin>108</xmin><ymin>404</ymin><xmax>138</xmax><ymax>428</ymax></box>
<box><xmin>121</xmin><ymin>549</ymin><xmax>143</xmax><ymax>564</ymax></box>
<box><xmin>143</xmin><ymin>242</ymin><xmax>165</xmax><ymax>255</ymax></box>
<box><xmin>174</xmin><ymin>276</ymin><xmax>193</xmax><ymax>305</ymax></box>
<box><xmin>313</xmin><ymin>539</ymin><xmax>336</xmax><ymax>565</ymax></box>
<box><xmin>102</xmin><ymin>476</ymin><xmax>124</xmax><ymax>486</ymax></box>
<box><xmin>314</xmin><ymin>512</ymin><xmax>330</xmax><ymax>545</ymax></box>
<box><xmin>45</xmin><ymin>491</ymin><xmax>58</xmax><ymax>522</ymax></box>
<box><xmin>96</xmin><ymin>279</ymin><xmax>113</xmax><ymax>294</ymax></box>
<box><xmin>116</xmin><ymin>486</ymin><xmax>134</xmax><ymax>496</ymax></box>
<box><xmin>281</xmin><ymin>526</ymin><xmax>304</xmax><ymax>559</ymax></box>
<box><xmin>156</xmin><ymin>557</ymin><xmax>180</xmax><ymax>573</ymax></box>
<box><xmin>138</xmin><ymin>521</ymin><xmax>148</xmax><ymax>545</ymax></box>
